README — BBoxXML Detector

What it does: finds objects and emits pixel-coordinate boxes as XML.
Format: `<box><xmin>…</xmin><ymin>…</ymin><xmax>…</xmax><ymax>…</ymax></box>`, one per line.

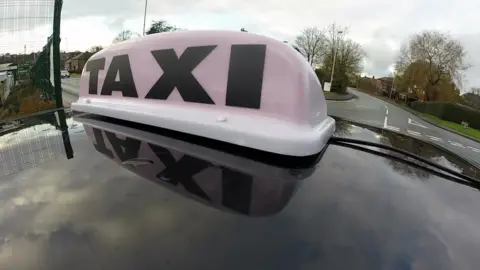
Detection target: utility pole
<box><xmin>389</xmin><ymin>71</ymin><xmax>395</xmax><ymax>100</ymax></box>
<box><xmin>142</xmin><ymin>0</ymin><xmax>148</xmax><ymax>35</ymax></box>
<box><xmin>329</xmin><ymin>30</ymin><xmax>343</xmax><ymax>87</ymax></box>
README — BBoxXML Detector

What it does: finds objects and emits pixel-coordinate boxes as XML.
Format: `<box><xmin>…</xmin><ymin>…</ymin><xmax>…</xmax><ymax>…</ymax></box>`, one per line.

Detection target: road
<box><xmin>327</xmin><ymin>88</ymin><xmax>480</xmax><ymax>167</ymax></box>
<box><xmin>61</xmin><ymin>77</ymin><xmax>80</xmax><ymax>105</ymax></box>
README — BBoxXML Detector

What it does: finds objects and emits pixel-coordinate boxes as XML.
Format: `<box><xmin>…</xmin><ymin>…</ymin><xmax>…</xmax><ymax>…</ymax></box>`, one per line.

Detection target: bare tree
<box><xmin>112</xmin><ymin>30</ymin><xmax>139</xmax><ymax>44</ymax></box>
<box><xmin>471</xmin><ymin>87</ymin><xmax>480</xmax><ymax>95</ymax></box>
<box><xmin>294</xmin><ymin>27</ymin><xmax>326</xmax><ymax>66</ymax></box>
<box><xmin>321</xmin><ymin>24</ymin><xmax>365</xmax><ymax>92</ymax></box>
<box><xmin>395</xmin><ymin>31</ymin><xmax>470</xmax><ymax>101</ymax></box>
<box><xmin>89</xmin><ymin>45</ymin><xmax>104</xmax><ymax>53</ymax></box>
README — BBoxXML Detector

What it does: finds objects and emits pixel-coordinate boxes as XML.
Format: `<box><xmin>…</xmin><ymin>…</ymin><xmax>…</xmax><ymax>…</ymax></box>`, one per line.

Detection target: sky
<box><xmin>1</xmin><ymin>0</ymin><xmax>479</xmax><ymax>90</ymax></box>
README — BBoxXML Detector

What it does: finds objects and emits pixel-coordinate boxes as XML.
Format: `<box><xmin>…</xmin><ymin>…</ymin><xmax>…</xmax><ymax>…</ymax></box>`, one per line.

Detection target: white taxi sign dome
<box><xmin>72</xmin><ymin>30</ymin><xmax>335</xmax><ymax>157</ymax></box>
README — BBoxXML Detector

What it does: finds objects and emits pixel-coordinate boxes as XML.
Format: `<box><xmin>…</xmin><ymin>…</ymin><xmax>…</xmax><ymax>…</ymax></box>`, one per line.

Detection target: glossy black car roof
<box><xmin>0</xmin><ymin>111</ymin><xmax>479</xmax><ymax>270</ymax></box>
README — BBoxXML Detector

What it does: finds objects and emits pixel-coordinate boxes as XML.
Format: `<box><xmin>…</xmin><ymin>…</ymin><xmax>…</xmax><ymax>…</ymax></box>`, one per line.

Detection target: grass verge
<box><xmin>70</xmin><ymin>73</ymin><xmax>81</xmax><ymax>77</ymax></box>
<box><xmin>422</xmin><ymin>113</ymin><xmax>480</xmax><ymax>141</ymax></box>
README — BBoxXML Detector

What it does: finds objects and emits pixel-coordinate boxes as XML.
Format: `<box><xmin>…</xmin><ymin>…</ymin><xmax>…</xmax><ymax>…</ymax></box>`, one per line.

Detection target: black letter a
<box><xmin>101</xmin><ymin>54</ymin><xmax>138</xmax><ymax>97</ymax></box>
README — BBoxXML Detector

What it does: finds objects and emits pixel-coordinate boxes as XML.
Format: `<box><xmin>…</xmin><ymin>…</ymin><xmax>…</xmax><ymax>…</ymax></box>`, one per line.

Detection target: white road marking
<box><xmin>407</xmin><ymin>130</ymin><xmax>422</xmax><ymax>136</ymax></box>
<box><xmin>408</xmin><ymin>118</ymin><xmax>428</xmax><ymax>128</ymax></box>
<box><xmin>425</xmin><ymin>135</ymin><xmax>443</xmax><ymax>142</ymax></box>
<box><xmin>383</xmin><ymin>106</ymin><xmax>390</xmax><ymax>128</ymax></box>
<box><xmin>382</xmin><ymin>106</ymin><xmax>401</xmax><ymax>132</ymax></box>
<box><xmin>448</xmin><ymin>141</ymin><xmax>466</xmax><ymax>148</ymax></box>
<box><xmin>467</xmin><ymin>146</ymin><xmax>480</xmax><ymax>153</ymax></box>
<box><xmin>385</xmin><ymin>125</ymin><xmax>400</xmax><ymax>131</ymax></box>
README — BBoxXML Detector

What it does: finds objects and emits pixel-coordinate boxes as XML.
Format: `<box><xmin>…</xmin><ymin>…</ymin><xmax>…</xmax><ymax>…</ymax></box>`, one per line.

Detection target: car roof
<box><xmin>1</xmin><ymin>110</ymin><xmax>480</xmax><ymax>270</ymax></box>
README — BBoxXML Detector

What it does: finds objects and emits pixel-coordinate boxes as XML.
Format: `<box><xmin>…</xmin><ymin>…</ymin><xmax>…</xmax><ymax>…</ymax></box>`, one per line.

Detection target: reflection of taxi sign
<box><xmin>72</xmin><ymin>30</ymin><xmax>335</xmax><ymax>156</ymax></box>
<box><xmin>77</xmin><ymin>116</ymin><xmax>314</xmax><ymax>216</ymax></box>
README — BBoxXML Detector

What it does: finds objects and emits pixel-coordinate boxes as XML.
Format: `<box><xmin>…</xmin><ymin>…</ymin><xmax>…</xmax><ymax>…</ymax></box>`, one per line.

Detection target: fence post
<box><xmin>53</xmin><ymin>0</ymin><xmax>74</xmax><ymax>159</ymax></box>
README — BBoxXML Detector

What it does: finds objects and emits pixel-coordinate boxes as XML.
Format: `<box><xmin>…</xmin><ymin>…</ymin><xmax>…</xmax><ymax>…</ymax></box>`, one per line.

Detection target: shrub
<box><xmin>0</xmin><ymin>84</ymin><xmax>56</xmax><ymax>120</ymax></box>
<box><xmin>411</xmin><ymin>101</ymin><xmax>480</xmax><ymax>129</ymax></box>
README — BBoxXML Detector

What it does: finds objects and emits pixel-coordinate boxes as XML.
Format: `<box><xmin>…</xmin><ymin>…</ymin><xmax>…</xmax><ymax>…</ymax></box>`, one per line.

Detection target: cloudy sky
<box><xmin>1</xmin><ymin>0</ymin><xmax>479</xmax><ymax>90</ymax></box>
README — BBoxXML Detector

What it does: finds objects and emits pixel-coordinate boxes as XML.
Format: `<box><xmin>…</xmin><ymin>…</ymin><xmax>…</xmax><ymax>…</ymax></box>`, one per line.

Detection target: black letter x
<box><xmin>149</xmin><ymin>144</ymin><xmax>212</xmax><ymax>201</ymax></box>
<box><xmin>145</xmin><ymin>45</ymin><xmax>216</xmax><ymax>104</ymax></box>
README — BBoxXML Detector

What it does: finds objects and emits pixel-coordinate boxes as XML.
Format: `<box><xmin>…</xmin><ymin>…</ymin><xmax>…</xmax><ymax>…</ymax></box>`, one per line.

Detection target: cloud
<box><xmin>1</xmin><ymin>0</ymin><xmax>479</xmax><ymax>88</ymax></box>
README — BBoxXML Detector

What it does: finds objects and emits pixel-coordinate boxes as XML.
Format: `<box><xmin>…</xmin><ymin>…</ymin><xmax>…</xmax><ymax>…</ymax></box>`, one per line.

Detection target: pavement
<box><xmin>327</xmin><ymin>88</ymin><xmax>480</xmax><ymax>167</ymax></box>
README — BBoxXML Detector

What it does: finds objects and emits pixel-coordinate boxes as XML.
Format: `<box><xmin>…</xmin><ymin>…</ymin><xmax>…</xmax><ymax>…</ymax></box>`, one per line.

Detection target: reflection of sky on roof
<box><xmin>0</xmin><ymin>116</ymin><xmax>85</xmax><ymax>178</ymax></box>
<box><xmin>0</xmin><ymin>123</ymin><xmax>58</xmax><ymax>150</ymax></box>
<box><xmin>0</xmin><ymin>130</ymin><xmax>479</xmax><ymax>269</ymax></box>
<box><xmin>0</xmin><ymin>117</ymin><xmax>83</xmax><ymax>150</ymax></box>
<box><xmin>431</xmin><ymin>156</ymin><xmax>462</xmax><ymax>173</ymax></box>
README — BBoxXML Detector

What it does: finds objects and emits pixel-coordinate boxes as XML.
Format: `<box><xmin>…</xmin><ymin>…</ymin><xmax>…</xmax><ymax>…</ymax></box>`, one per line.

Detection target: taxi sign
<box><xmin>72</xmin><ymin>30</ymin><xmax>335</xmax><ymax>156</ymax></box>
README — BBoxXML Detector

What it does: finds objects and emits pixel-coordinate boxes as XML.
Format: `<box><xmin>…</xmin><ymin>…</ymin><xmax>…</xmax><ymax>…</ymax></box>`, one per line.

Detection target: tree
<box><xmin>470</xmin><ymin>87</ymin><xmax>480</xmax><ymax>95</ymax></box>
<box><xmin>89</xmin><ymin>45</ymin><xmax>103</xmax><ymax>53</ymax></box>
<box><xmin>146</xmin><ymin>20</ymin><xmax>179</xmax><ymax>35</ymax></box>
<box><xmin>321</xmin><ymin>24</ymin><xmax>365</xmax><ymax>93</ymax></box>
<box><xmin>463</xmin><ymin>88</ymin><xmax>480</xmax><ymax>109</ymax></box>
<box><xmin>294</xmin><ymin>27</ymin><xmax>326</xmax><ymax>66</ymax></box>
<box><xmin>397</xmin><ymin>60</ymin><xmax>460</xmax><ymax>102</ymax></box>
<box><xmin>395</xmin><ymin>31</ymin><xmax>469</xmax><ymax>101</ymax></box>
<box><xmin>112</xmin><ymin>30</ymin><xmax>138</xmax><ymax>44</ymax></box>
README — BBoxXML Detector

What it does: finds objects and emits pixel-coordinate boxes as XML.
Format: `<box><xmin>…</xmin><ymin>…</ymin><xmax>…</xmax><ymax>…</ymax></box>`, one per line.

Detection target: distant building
<box><xmin>376</xmin><ymin>77</ymin><xmax>393</xmax><ymax>94</ymax></box>
<box><xmin>0</xmin><ymin>63</ymin><xmax>18</xmax><ymax>84</ymax></box>
<box><xmin>64</xmin><ymin>52</ymin><xmax>93</xmax><ymax>73</ymax></box>
<box><xmin>0</xmin><ymin>63</ymin><xmax>18</xmax><ymax>73</ymax></box>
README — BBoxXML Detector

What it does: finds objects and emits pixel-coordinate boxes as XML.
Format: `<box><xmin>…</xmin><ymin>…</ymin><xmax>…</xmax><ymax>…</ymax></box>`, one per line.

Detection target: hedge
<box><xmin>410</xmin><ymin>101</ymin><xmax>480</xmax><ymax>129</ymax></box>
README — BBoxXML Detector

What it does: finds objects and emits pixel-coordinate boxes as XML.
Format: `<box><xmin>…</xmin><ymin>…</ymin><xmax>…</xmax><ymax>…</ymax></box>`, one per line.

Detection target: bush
<box><xmin>357</xmin><ymin>77</ymin><xmax>377</xmax><ymax>94</ymax></box>
<box><xmin>411</xmin><ymin>101</ymin><xmax>480</xmax><ymax>129</ymax></box>
<box><xmin>315</xmin><ymin>68</ymin><xmax>328</xmax><ymax>88</ymax></box>
<box><xmin>0</xmin><ymin>84</ymin><xmax>56</xmax><ymax>120</ymax></box>
<box><xmin>314</xmin><ymin>68</ymin><xmax>349</xmax><ymax>94</ymax></box>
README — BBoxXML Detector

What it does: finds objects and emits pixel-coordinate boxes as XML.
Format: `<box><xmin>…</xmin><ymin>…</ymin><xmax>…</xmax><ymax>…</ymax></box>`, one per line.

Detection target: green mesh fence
<box><xmin>29</xmin><ymin>35</ymin><xmax>55</xmax><ymax>100</ymax></box>
<box><xmin>0</xmin><ymin>0</ymin><xmax>59</xmax><ymax>120</ymax></box>
<box><xmin>0</xmin><ymin>0</ymin><xmax>74</xmax><ymax>177</ymax></box>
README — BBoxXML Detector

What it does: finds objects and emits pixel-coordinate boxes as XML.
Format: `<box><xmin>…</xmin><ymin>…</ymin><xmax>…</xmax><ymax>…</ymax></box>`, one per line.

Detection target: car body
<box><xmin>61</xmin><ymin>70</ymin><xmax>70</xmax><ymax>78</ymax></box>
<box><xmin>0</xmin><ymin>110</ymin><xmax>479</xmax><ymax>270</ymax></box>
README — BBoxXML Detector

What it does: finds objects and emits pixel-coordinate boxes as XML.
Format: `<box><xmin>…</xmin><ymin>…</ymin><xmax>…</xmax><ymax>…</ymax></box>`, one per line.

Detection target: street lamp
<box><xmin>142</xmin><ymin>0</ymin><xmax>148</xmax><ymax>36</ymax></box>
<box><xmin>329</xmin><ymin>30</ymin><xmax>343</xmax><ymax>88</ymax></box>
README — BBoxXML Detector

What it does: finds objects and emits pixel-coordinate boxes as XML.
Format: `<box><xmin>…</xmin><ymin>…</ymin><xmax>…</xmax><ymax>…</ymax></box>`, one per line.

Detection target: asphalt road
<box><xmin>327</xmin><ymin>88</ymin><xmax>480</xmax><ymax>167</ymax></box>
<box><xmin>61</xmin><ymin>77</ymin><xmax>80</xmax><ymax>105</ymax></box>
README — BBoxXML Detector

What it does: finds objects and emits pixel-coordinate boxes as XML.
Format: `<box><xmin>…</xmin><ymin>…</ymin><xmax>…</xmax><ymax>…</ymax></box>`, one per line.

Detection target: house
<box><xmin>397</xmin><ymin>85</ymin><xmax>425</xmax><ymax>104</ymax></box>
<box><xmin>0</xmin><ymin>63</ymin><xmax>17</xmax><ymax>73</ymax></box>
<box><xmin>0</xmin><ymin>63</ymin><xmax>18</xmax><ymax>84</ymax></box>
<box><xmin>64</xmin><ymin>52</ymin><xmax>93</xmax><ymax>73</ymax></box>
<box><xmin>376</xmin><ymin>77</ymin><xmax>393</xmax><ymax>93</ymax></box>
